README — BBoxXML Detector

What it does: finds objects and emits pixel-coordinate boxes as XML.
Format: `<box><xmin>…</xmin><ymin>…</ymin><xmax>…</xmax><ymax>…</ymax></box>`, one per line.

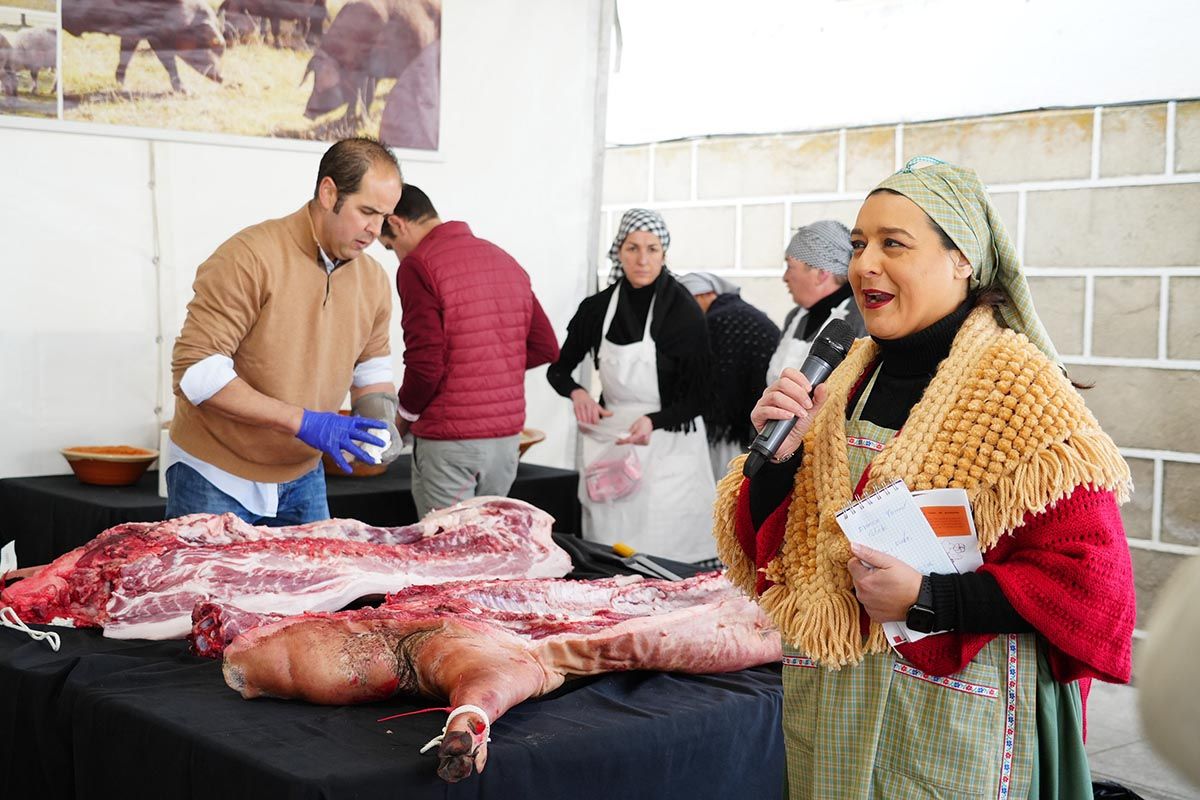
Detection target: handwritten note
<box><xmin>836</xmin><ymin>481</ymin><xmax>984</xmax><ymax>647</ymax></box>
<box><xmin>835</xmin><ymin>479</ymin><xmax>956</xmax><ymax>575</ymax></box>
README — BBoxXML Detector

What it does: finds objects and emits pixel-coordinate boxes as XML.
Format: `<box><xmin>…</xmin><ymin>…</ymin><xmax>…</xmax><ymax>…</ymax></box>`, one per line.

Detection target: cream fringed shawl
<box><xmin>712</xmin><ymin>307</ymin><xmax>1131</xmax><ymax>667</ymax></box>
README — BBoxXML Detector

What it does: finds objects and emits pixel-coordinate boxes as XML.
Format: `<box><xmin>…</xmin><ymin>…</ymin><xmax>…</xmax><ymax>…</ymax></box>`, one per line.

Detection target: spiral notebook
<box><xmin>835</xmin><ymin>479</ymin><xmax>956</xmax><ymax>575</ymax></box>
<box><xmin>836</xmin><ymin>479</ymin><xmax>984</xmax><ymax>646</ymax></box>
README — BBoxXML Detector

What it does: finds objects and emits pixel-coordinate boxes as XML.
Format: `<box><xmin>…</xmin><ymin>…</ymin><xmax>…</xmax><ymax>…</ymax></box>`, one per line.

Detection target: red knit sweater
<box><xmin>734</xmin><ymin>483</ymin><xmax>1136</xmax><ymax>684</ymax></box>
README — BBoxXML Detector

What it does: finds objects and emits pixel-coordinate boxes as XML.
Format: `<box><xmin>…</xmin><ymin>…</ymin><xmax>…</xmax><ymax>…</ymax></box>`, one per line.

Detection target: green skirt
<box><xmin>781</xmin><ymin>634</ymin><xmax>1092</xmax><ymax>799</ymax></box>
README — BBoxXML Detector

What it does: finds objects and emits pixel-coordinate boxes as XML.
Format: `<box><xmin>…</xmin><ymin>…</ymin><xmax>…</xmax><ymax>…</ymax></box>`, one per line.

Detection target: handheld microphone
<box><xmin>743</xmin><ymin>318</ymin><xmax>856</xmax><ymax>478</ymax></box>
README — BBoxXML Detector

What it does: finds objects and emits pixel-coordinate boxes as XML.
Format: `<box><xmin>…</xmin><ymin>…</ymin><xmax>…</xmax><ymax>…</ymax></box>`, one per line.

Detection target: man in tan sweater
<box><xmin>165</xmin><ymin>138</ymin><xmax>403</xmax><ymax>525</ymax></box>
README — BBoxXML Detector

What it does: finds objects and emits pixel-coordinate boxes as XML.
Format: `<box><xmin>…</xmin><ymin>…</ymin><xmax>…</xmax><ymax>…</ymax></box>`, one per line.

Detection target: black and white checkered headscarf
<box><xmin>785</xmin><ymin>220</ymin><xmax>852</xmax><ymax>277</ymax></box>
<box><xmin>608</xmin><ymin>208</ymin><xmax>670</xmax><ymax>284</ymax></box>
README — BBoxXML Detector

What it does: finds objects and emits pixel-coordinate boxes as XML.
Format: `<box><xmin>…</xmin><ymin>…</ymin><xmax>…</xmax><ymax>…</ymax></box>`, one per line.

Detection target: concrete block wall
<box><xmin>601</xmin><ymin>100</ymin><xmax>1200</xmax><ymax>628</ymax></box>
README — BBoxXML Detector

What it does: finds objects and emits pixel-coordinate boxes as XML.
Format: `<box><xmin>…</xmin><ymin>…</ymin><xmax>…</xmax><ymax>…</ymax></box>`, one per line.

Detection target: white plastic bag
<box><xmin>584</xmin><ymin>442</ymin><xmax>642</xmax><ymax>503</ymax></box>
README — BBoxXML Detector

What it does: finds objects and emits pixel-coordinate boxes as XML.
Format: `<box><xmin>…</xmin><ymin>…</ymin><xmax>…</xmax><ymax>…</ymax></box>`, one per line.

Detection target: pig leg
<box><xmin>31</xmin><ymin>68</ymin><xmax>54</xmax><ymax>95</ymax></box>
<box><xmin>363</xmin><ymin>76</ymin><xmax>377</xmax><ymax>112</ymax></box>
<box><xmin>339</xmin><ymin>75</ymin><xmax>362</xmax><ymax>123</ymax></box>
<box><xmin>151</xmin><ymin>46</ymin><xmax>185</xmax><ymax>93</ymax></box>
<box><xmin>269</xmin><ymin>16</ymin><xmax>282</xmax><ymax>48</ymax></box>
<box><xmin>437</xmin><ymin>729</ymin><xmax>484</xmax><ymax>783</ymax></box>
<box><xmin>435</xmin><ymin>712</ymin><xmax>491</xmax><ymax>783</ymax></box>
<box><xmin>305</xmin><ymin>6</ymin><xmax>325</xmax><ymax>48</ymax></box>
<box><xmin>115</xmin><ymin>37</ymin><xmax>139</xmax><ymax>86</ymax></box>
<box><xmin>343</xmin><ymin>75</ymin><xmax>375</xmax><ymax>124</ymax></box>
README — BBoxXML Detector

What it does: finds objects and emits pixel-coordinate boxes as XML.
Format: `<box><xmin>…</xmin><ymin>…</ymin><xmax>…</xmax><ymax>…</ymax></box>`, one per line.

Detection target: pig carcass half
<box><xmin>0</xmin><ymin>497</ymin><xmax>569</xmax><ymax>639</ymax></box>
<box><xmin>219</xmin><ymin>572</ymin><xmax>783</xmax><ymax>782</ymax></box>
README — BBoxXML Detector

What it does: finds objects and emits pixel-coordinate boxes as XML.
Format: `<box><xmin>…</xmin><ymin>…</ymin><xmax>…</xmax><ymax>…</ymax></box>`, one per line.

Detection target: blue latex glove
<box><xmin>296</xmin><ymin>410</ymin><xmax>387</xmax><ymax>474</ymax></box>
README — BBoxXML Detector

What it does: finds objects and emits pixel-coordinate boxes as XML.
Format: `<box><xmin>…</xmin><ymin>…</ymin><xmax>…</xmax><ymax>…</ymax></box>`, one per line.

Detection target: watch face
<box><xmin>906</xmin><ymin>605</ymin><xmax>936</xmax><ymax>634</ymax></box>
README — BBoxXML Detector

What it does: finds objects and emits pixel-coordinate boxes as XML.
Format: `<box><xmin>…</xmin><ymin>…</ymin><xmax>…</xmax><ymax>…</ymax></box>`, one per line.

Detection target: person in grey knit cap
<box><xmin>765</xmin><ymin>219</ymin><xmax>867</xmax><ymax>384</ymax></box>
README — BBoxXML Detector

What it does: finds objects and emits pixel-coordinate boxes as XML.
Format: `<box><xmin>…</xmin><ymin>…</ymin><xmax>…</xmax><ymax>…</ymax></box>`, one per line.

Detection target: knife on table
<box><xmin>612</xmin><ymin>542</ymin><xmax>683</xmax><ymax>582</ymax></box>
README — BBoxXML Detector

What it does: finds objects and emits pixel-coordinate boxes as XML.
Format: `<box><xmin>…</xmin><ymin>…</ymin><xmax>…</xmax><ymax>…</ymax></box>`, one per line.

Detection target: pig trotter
<box><xmin>419</xmin><ymin>704</ymin><xmax>491</xmax><ymax>782</ymax></box>
<box><xmin>436</xmin><ymin>733</ymin><xmax>477</xmax><ymax>783</ymax></box>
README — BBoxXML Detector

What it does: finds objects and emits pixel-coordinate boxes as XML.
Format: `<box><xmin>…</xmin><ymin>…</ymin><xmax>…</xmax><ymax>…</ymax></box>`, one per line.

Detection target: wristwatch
<box><xmin>905</xmin><ymin>575</ymin><xmax>936</xmax><ymax>633</ymax></box>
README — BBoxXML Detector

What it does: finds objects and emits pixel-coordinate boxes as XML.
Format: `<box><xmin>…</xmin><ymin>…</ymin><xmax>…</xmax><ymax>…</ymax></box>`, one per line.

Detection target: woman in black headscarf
<box><xmin>547</xmin><ymin>209</ymin><xmax>716</xmax><ymax>563</ymax></box>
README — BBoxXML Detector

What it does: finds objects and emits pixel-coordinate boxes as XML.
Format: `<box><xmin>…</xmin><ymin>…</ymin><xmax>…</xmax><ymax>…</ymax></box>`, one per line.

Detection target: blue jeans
<box><xmin>164</xmin><ymin>462</ymin><xmax>330</xmax><ymax>526</ymax></box>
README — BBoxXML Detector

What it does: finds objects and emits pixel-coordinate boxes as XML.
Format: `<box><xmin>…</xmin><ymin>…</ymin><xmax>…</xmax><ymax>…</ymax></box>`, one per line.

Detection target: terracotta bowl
<box><xmin>322</xmin><ymin>451</ymin><xmax>388</xmax><ymax>478</ymax></box>
<box><xmin>518</xmin><ymin>428</ymin><xmax>545</xmax><ymax>459</ymax></box>
<box><xmin>61</xmin><ymin>446</ymin><xmax>158</xmax><ymax>487</ymax></box>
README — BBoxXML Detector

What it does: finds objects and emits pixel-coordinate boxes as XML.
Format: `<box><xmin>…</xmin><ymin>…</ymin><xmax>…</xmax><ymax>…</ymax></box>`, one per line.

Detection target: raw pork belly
<box><xmin>220</xmin><ymin>572</ymin><xmax>782</xmax><ymax>782</ymax></box>
<box><xmin>1</xmin><ymin>497</ymin><xmax>569</xmax><ymax>639</ymax></box>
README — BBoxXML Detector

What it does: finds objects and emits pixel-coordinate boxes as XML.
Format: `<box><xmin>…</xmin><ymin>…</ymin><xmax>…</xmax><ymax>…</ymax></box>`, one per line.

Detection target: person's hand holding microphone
<box><xmin>743</xmin><ymin>319</ymin><xmax>856</xmax><ymax>477</ymax></box>
<box><xmin>749</xmin><ymin>370</ymin><xmax>830</xmax><ymax>465</ymax></box>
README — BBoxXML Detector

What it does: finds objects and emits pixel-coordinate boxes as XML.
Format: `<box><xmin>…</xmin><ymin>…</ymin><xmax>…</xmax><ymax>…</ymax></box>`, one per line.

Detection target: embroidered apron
<box><xmin>578</xmin><ymin>289</ymin><xmax>717</xmax><ymax>563</ymax></box>
<box><xmin>767</xmin><ymin>297</ymin><xmax>855</xmax><ymax>385</ymax></box>
<box><xmin>781</xmin><ymin>364</ymin><xmax>1039</xmax><ymax>799</ymax></box>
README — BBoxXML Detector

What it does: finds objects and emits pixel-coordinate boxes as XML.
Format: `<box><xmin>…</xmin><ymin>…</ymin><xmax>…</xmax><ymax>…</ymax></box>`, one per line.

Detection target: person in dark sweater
<box><xmin>713</xmin><ymin>158</ymin><xmax>1136</xmax><ymax>798</ymax></box>
<box><xmin>676</xmin><ymin>271</ymin><xmax>780</xmax><ymax>480</ymax></box>
<box><xmin>546</xmin><ymin>208</ymin><xmax>716</xmax><ymax>563</ymax></box>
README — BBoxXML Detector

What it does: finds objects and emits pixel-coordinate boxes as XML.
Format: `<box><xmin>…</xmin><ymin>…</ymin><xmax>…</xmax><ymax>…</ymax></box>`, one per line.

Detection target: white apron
<box><xmin>578</xmin><ymin>289</ymin><xmax>717</xmax><ymax>563</ymax></box>
<box><xmin>766</xmin><ymin>297</ymin><xmax>855</xmax><ymax>385</ymax></box>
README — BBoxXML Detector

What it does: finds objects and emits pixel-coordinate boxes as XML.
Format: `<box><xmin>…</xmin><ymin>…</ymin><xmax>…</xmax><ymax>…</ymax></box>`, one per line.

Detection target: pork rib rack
<box><xmin>219</xmin><ymin>572</ymin><xmax>783</xmax><ymax>782</ymax></box>
<box><xmin>0</xmin><ymin>497</ymin><xmax>569</xmax><ymax>639</ymax></box>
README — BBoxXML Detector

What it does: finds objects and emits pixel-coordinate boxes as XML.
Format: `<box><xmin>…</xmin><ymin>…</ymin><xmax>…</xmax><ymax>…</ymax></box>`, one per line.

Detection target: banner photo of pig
<box><xmin>56</xmin><ymin>0</ymin><xmax>440</xmax><ymax>148</ymax></box>
<box><xmin>0</xmin><ymin>496</ymin><xmax>571</xmax><ymax>639</ymax></box>
<box><xmin>0</xmin><ymin>5</ymin><xmax>58</xmax><ymax>119</ymax></box>
<box><xmin>215</xmin><ymin>572</ymin><xmax>784</xmax><ymax>783</ymax></box>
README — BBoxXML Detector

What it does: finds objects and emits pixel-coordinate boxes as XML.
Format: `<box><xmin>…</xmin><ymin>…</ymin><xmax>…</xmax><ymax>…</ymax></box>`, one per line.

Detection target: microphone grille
<box><xmin>809</xmin><ymin>318</ymin><xmax>856</xmax><ymax>367</ymax></box>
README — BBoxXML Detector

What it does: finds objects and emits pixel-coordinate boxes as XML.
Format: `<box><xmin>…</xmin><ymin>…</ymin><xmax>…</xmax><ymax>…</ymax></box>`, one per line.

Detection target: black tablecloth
<box><xmin>0</xmin><ymin>455</ymin><xmax>581</xmax><ymax>565</ymax></box>
<box><xmin>0</xmin><ymin>465</ymin><xmax>783</xmax><ymax>799</ymax></box>
<box><xmin>0</xmin><ymin>623</ymin><xmax>783</xmax><ymax>800</ymax></box>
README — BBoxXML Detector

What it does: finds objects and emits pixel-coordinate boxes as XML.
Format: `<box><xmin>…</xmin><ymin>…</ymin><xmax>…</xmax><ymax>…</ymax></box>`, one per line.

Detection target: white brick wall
<box><xmin>602</xmin><ymin>99</ymin><xmax>1200</xmax><ymax>622</ymax></box>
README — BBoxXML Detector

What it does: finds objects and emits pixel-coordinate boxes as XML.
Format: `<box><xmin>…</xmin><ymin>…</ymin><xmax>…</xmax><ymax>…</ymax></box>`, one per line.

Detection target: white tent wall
<box><xmin>0</xmin><ymin>0</ymin><xmax>612</xmax><ymax>479</ymax></box>
<box><xmin>607</xmin><ymin>0</ymin><xmax>1200</xmax><ymax>145</ymax></box>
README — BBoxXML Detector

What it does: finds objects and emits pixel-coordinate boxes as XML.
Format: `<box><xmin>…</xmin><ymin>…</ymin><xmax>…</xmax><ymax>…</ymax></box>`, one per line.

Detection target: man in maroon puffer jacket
<box><xmin>380</xmin><ymin>184</ymin><xmax>559</xmax><ymax>517</ymax></box>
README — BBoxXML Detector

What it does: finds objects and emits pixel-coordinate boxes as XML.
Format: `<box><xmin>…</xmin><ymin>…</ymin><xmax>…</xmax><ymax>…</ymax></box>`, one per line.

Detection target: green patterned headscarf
<box><xmin>875</xmin><ymin>156</ymin><xmax>1060</xmax><ymax>366</ymax></box>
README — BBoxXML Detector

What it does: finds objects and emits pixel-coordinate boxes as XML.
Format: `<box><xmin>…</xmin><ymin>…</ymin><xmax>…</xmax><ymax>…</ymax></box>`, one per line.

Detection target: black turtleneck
<box><xmin>604</xmin><ymin>279</ymin><xmax>656</xmax><ymax>344</ymax></box>
<box><xmin>851</xmin><ymin>297</ymin><xmax>974</xmax><ymax>430</ymax></box>
<box><xmin>747</xmin><ymin>299</ymin><xmax>1033</xmax><ymax>635</ymax></box>
<box><xmin>547</xmin><ymin>272</ymin><xmax>712</xmax><ymax>432</ymax></box>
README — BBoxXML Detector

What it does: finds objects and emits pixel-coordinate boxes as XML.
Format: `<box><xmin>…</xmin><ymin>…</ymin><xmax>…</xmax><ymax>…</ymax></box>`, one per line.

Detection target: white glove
<box><xmin>351</xmin><ymin>392</ymin><xmax>404</xmax><ymax>464</ymax></box>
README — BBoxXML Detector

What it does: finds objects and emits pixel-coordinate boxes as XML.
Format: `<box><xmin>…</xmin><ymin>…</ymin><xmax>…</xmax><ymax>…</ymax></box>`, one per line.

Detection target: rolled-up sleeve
<box><xmin>180</xmin><ymin>354</ymin><xmax>238</xmax><ymax>405</ymax></box>
<box><xmin>352</xmin><ymin>355</ymin><xmax>394</xmax><ymax>387</ymax></box>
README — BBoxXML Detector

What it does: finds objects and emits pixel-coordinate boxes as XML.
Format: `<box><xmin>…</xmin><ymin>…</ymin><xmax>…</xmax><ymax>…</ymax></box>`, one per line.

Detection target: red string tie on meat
<box><xmin>376</xmin><ymin>705</ymin><xmax>454</xmax><ymax>723</ymax></box>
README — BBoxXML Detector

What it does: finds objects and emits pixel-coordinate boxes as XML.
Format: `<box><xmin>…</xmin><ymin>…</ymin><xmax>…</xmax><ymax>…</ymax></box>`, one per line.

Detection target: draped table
<box><xmin>0</xmin><ymin>537</ymin><xmax>784</xmax><ymax>800</ymax></box>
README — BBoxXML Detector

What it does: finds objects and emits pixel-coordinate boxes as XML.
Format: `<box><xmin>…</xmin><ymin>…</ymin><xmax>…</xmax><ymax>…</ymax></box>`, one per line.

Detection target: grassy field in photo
<box><xmin>0</xmin><ymin>0</ymin><xmax>55</xmax><ymax>11</ymax></box>
<box><xmin>61</xmin><ymin>0</ymin><xmax>395</xmax><ymax>140</ymax></box>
